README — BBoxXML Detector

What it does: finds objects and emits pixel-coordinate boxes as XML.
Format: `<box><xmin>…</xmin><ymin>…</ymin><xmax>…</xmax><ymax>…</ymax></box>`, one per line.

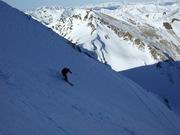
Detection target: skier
<box><xmin>164</xmin><ymin>98</ymin><xmax>171</xmax><ymax>110</ymax></box>
<box><xmin>61</xmin><ymin>67</ymin><xmax>72</xmax><ymax>82</ymax></box>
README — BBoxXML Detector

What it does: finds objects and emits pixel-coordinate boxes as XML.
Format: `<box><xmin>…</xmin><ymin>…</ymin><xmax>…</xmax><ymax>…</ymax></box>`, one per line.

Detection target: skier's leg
<box><xmin>64</xmin><ymin>75</ymin><xmax>68</xmax><ymax>82</ymax></box>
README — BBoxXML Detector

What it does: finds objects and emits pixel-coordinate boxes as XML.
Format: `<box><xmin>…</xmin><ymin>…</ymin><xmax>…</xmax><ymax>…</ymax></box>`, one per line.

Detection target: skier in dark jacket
<box><xmin>61</xmin><ymin>67</ymin><xmax>72</xmax><ymax>82</ymax></box>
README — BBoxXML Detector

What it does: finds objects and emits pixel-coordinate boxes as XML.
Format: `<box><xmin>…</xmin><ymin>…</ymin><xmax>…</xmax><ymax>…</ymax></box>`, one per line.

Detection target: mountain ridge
<box><xmin>27</xmin><ymin>2</ymin><xmax>180</xmax><ymax>71</ymax></box>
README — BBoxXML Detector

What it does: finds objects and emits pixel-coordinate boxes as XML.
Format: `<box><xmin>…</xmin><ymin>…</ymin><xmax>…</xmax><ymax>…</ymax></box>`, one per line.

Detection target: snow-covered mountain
<box><xmin>1</xmin><ymin>1</ymin><xmax>180</xmax><ymax>135</ymax></box>
<box><xmin>27</xmin><ymin>2</ymin><xmax>180</xmax><ymax>116</ymax></box>
<box><xmin>27</xmin><ymin>2</ymin><xmax>180</xmax><ymax>71</ymax></box>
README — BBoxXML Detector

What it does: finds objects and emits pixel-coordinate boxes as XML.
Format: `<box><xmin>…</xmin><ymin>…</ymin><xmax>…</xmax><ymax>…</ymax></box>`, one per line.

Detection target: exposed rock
<box><xmin>171</xmin><ymin>18</ymin><xmax>180</xmax><ymax>23</ymax></box>
<box><xmin>141</xmin><ymin>27</ymin><xmax>160</xmax><ymax>39</ymax></box>
<box><xmin>163</xmin><ymin>22</ymin><xmax>172</xmax><ymax>29</ymax></box>
<box><xmin>84</xmin><ymin>11</ymin><xmax>90</xmax><ymax>21</ymax></box>
<box><xmin>87</xmin><ymin>22</ymin><xmax>96</xmax><ymax>35</ymax></box>
<box><xmin>145</xmin><ymin>14</ymin><xmax>149</xmax><ymax>18</ymax></box>
<box><xmin>148</xmin><ymin>46</ymin><xmax>165</xmax><ymax>60</ymax></box>
<box><xmin>123</xmin><ymin>32</ymin><xmax>133</xmax><ymax>41</ymax></box>
<box><xmin>134</xmin><ymin>38</ymin><xmax>141</xmax><ymax>45</ymax></box>
<box><xmin>104</xmin><ymin>34</ymin><xmax>110</xmax><ymax>39</ymax></box>
<box><xmin>128</xmin><ymin>18</ymin><xmax>136</xmax><ymax>25</ymax></box>
<box><xmin>72</xmin><ymin>14</ymin><xmax>82</xmax><ymax>20</ymax></box>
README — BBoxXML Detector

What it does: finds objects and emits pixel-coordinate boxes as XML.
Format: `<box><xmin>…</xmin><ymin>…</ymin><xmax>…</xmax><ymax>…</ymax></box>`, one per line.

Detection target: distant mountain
<box><xmin>2</xmin><ymin>1</ymin><xmax>180</xmax><ymax>135</ymax></box>
<box><xmin>27</xmin><ymin>2</ymin><xmax>180</xmax><ymax>71</ymax></box>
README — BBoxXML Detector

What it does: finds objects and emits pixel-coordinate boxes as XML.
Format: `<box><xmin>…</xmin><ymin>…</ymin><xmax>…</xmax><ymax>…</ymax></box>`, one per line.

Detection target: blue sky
<box><xmin>2</xmin><ymin>0</ymin><xmax>174</xmax><ymax>11</ymax></box>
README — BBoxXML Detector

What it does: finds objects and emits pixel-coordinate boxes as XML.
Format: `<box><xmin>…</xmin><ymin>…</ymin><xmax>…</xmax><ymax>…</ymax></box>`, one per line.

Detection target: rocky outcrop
<box><xmin>163</xmin><ymin>22</ymin><xmax>172</xmax><ymax>29</ymax></box>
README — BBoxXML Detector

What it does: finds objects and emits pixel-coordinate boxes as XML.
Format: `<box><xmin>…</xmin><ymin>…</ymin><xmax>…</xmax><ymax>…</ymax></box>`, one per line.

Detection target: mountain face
<box><xmin>121</xmin><ymin>60</ymin><xmax>180</xmax><ymax>115</ymax></box>
<box><xmin>27</xmin><ymin>2</ymin><xmax>180</xmax><ymax>116</ymax></box>
<box><xmin>27</xmin><ymin>2</ymin><xmax>180</xmax><ymax>71</ymax></box>
<box><xmin>1</xmin><ymin>1</ymin><xmax>180</xmax><ymax>135</ymax></box>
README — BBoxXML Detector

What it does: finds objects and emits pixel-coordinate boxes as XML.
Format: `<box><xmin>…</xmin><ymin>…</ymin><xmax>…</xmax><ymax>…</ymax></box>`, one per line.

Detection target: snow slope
<box><xmin>121</xmin><ymin>61</ymin><xmax>180</xmax><ymax>115</ymax></box>
<box><xmin>1</xmin><ymin>1</ymin><xmax>180</xmax><ymax>135</ymax></box>
<box><xmin>27</xmin><ymin>2</ymin><xmax>180</xmax><ymax>116</ymax></box>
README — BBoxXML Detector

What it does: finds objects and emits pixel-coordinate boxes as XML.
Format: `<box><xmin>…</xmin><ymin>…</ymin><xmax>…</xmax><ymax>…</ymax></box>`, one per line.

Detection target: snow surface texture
<box><xmin>121</xmin><ymin>61</ymin><xmax>180</xmax><ymax>115</ymax></box>
<box><xmin>1</xmin><ymin>1</ymin><xmax>180</xmax><ymax>135</ymax></box>
<box><xmin>27</xmin><ymin>2</ymin><xmax>180</xmax><ymax>116</ymax></box>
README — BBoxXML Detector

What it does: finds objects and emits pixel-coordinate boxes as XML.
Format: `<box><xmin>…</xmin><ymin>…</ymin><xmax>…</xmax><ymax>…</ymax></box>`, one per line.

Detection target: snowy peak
<box><xmin>27</xmin><ymin>2</ymin><xmax>180</xmax><ymax>71</ymax></box>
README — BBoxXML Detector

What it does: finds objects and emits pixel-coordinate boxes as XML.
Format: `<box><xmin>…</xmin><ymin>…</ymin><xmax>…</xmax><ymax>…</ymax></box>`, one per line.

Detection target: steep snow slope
<box><xmin>27</xmin><ymin>2</ymin><xmax>180</xmax><ymax>116</ymax></box>
<box><xmin>1</xmin><ymin>1</ymin><xmax>180</xmax><ymax>135</ymax></box>
<box><xmin>121</xmin><ymin>61</ymin><xmax>180</xmax><ymax>115</ymax></box>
